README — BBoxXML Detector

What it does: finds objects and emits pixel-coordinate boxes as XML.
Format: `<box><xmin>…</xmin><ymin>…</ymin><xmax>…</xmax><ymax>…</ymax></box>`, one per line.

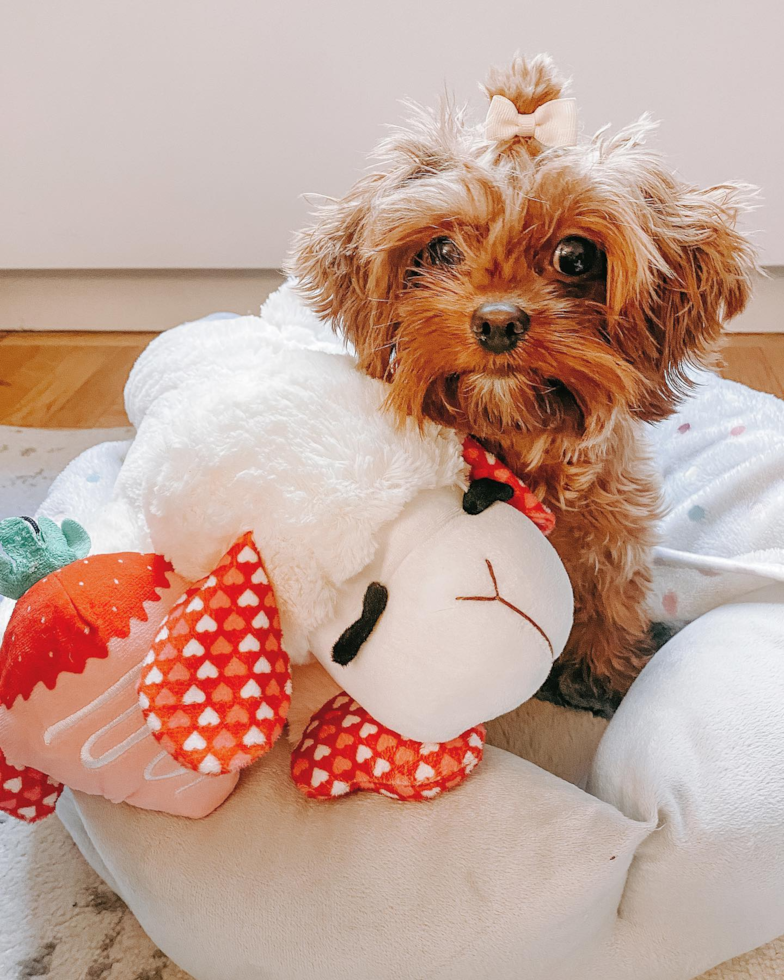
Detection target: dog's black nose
<box><xmin>471</xmin><ymin>302</ymin><xmax>530</xmax><ymax>354</ymax></box>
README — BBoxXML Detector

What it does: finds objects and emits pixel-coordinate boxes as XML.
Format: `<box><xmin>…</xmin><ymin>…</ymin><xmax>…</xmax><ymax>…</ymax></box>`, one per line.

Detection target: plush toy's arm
<box><xmin>462</xmin><ymin>436</ymin><xmax>556</xmax><ymax>535</ymax></box>
<box><xmin>0</xmin><ymin>516</ymin><xmax>92</xmax><ymax>600</ymax></box>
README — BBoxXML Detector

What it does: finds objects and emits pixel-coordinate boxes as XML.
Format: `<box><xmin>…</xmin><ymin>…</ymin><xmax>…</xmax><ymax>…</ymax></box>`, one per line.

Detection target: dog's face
<box><xmin>291</xmin><ymin>56</ymin><xmax>756</xmax><ymax>450</ymax></box>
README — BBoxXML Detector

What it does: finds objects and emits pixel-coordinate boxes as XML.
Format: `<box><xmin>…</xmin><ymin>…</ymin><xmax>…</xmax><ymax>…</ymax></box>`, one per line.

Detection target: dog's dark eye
<box><xmin>420</xmin><ymin>236</ymin><xmax>464</xmax><ymax>267</ymax></box>
<box><xmin>553</xmin><ymin>237</ymin><xmax>605</xmax><ymax>278</ymax></box>
<box><xmin>406</xmin><ymin>236</ymin><xmax>464</xmax><ymax>287</ymax></box>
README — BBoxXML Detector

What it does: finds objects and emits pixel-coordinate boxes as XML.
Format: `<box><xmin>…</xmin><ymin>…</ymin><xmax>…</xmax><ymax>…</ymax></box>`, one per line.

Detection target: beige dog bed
<box><xmin>6</xmin><ymin>293</ymin><xmax>784</xmax><ymax>979</ymax></box>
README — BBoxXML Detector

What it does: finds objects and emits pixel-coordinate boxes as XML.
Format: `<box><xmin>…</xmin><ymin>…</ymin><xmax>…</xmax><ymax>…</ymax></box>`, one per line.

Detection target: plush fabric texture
<box><xmin>0</xmin><ymin>516</ymin><xmax>90</xmax><ymax>600</ymax></box>
<box><xmin>139</xmin><ymin>532</ymin><xmax>291</xmax><ymax>776</ymax></box>
<box><xmin>587</xmin><ymin>592</ymin><xmax>784</xmax><ymax>980</ymax></box>
<box><xmin>0</xmin><ymin>552</ymin><xmax>171</xmax><ymax>708</ymax></box>
<box><xmin>0</xmin><ymin>550</ymin><xmax>239</xmax><ymax>819</ymax></box>
<box><xmin>57</xmin><ymin>588</ymin><xmax>784</xmax><ymax>980</ymax></box>
<box><xmin>0</xmin><ymin>425</ymin><xmax>133</xmax><ymax>522</ymax></box>
<box><xmin>2</xmin><ymin>410</ymin><xmax>782</xmax><ymax>980</ymax></box>
<box><xmin>291</xmin><ymin>692</ymin><xmax>485</xmax><ymax>801</ymax></box>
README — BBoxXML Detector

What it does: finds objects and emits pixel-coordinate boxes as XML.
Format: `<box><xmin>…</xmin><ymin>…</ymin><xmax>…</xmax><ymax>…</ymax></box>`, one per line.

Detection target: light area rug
<box><xmin>0</xmin><ymin>424</ymin><xmax>781</xmax><ymax>980</ymax></box>
<box><xmin>0</xmin><ymin>426</ymin><xmax>133</xmax><ymax>520</ymax></box>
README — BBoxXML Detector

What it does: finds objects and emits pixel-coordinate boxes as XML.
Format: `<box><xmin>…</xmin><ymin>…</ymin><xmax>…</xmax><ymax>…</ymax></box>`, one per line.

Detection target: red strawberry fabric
<box><xmin>462</xmin><ymin>435</ymin><xmax>555</xmax><ymax>536</ymax></box>
<box><xmin>0</xmin><ymin>747</ymin><xmax>62</xmax><ymax>822</ymax></box>
<box><xmin>138</xmin><ymin>533</ymin><xmax>291</xmax><ymax>776</ymax></box>
<box><xmin>291</xmin><ymin>693</ymin><xmax>486</xmax><ymax>801</ymax></box>
<box><xmin>0</xmin><ymin>553</ymin><xmax>174</xmax><ymax>710</ymax></box>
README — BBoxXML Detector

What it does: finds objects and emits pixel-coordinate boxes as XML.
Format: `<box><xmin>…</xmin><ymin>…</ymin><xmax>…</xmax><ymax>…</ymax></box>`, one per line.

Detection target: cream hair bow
<box><xmin>485</xmin><ymin>95</ymin><xmax>578</xmax><ymax>147</ymax></box>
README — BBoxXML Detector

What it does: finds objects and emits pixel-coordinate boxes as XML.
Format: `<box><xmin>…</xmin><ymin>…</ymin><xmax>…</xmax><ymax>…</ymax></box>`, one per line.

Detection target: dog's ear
<box><xmin>638</xmin><ymin>181</ymin><xmax>757</xmax><ymax>421</ymax></box>
<box><xmin>288</xmin><ymin>173</ymin><xmax>379</xmax><ymax>361</ymax></box>
<box><xmin>599</xmin><ymin>129</ymin><xmax>758</xmax><ymax>421</ymax></box>
<box><xmin>288</xmin><ymin>104</ymin><xmax>474</xmax><ymax>376</ymax></box>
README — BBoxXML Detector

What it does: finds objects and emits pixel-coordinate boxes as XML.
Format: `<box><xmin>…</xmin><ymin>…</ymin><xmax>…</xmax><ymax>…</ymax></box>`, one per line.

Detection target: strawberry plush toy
<box><xmin>0</xmin><ymin>316</ymin><xmax>573</xmax><ymax>820</ymax></box>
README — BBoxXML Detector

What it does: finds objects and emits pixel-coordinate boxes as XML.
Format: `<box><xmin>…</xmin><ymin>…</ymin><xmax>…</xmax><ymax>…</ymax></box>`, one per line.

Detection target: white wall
<box><xmin>1</xmin><ymin>0</ymin><xmax>782</xmax><ymax>269</ymax></box>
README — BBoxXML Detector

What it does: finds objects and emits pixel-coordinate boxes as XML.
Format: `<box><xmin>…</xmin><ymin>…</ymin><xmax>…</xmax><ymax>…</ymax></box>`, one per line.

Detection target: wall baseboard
<box><xmin>0</xmin><ymin>268</ymin><xmax>781</xmax><ymax>334</ymax></box>
<box><xmin>0</xmin><ymin>270</ymin><xmax>285</xmax><ymax>332</ymax></box>
<box><xmin>728</xmin><ymin>268</ymin><xmax>783</xmax><ymax>333</ymax></box>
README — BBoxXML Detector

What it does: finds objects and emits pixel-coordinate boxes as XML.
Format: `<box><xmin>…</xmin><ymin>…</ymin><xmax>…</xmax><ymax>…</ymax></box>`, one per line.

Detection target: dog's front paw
<box><xmin>535</xmin><ymin>660</ymin><xmax>623</xmax><ymax>720</ymax></box>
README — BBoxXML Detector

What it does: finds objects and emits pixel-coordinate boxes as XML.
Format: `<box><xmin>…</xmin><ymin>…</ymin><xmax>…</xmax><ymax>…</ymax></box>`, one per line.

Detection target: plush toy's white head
<box><xmin>309</xmin><ymin>488</ymin><xmax>573</xmax><ymax>742</ymax></box>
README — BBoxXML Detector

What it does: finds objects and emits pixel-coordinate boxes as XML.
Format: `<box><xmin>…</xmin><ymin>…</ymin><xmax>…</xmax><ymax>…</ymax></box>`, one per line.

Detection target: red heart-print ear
<box><xmin>291</xmin><ymin>694</ymin><xmax>485</xmax><ymax>801</ymax></box>
<box><xmin>462</xmin><ymin>435</ymin><xmax>555</xmax><ymax>535</ymax></box>
<box><xmin>0</xmin><ymin>748</ymin><xmax>62</xmax><ymax>822</ymax></box>
<box><xmin>138</xmin><ymin>533</ymin><xmax>291</xmax><ymax>775</ymax></box>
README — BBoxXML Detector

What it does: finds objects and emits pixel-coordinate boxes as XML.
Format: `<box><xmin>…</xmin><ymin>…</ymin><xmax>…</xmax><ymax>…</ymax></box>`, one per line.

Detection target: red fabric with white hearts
<box><xmin>462</xmin><ymin>435</ymin><xmax>555</xmax><ymax>536</ymax></box>
<box><xmin>0</xmin><ymin>747</ymin><xmax>62</xmax><ymax>823</ymax></box>
<box><xmin>0</xmin><ymin>553</ymin><xmax>174</xmax><ymax>710</ymax></box>
<box><xmin>291</xmin><ymin>693</ymin><xmax>485</xmax><ymax>801</ymax></box>
<box><xmin>138</xmin><ymin>532</ymin><xmax>291</xmax><ymax>776</ymax></box>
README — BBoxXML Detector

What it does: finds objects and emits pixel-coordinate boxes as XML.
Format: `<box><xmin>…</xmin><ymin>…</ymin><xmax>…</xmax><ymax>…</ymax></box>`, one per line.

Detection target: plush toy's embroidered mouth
<box><xmin>457</xmin><ymin>559</ymin><xmax>554</xmax><ymax>660</ymax></box>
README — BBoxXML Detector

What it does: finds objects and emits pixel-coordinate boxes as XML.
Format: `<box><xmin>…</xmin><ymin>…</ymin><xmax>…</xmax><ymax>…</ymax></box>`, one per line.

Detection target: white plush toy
<box><xmin>0</xmin><ymin>298</ymin><xmax>573</xmax><ymax>815</ymax></box>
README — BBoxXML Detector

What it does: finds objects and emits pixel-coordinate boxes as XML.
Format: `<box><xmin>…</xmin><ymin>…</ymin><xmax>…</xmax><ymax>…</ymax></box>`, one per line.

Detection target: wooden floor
<box><xmin>0</xmin><ymin>331</ymin><xmax>782</xmax><ymax>428</ymax></box>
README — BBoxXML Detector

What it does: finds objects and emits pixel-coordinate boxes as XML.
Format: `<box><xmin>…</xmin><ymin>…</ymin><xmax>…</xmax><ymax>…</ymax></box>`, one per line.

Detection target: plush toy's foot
<box><xmin>0</xmin><ymin>748</ymin><xmax>62</xmax><ymax>822</ymax></box>
<box><xmin>138</xmin><ymin>533</ymin><xmax>291</xmax><ymax>775</ymax></box>
<box><xmin>291</xmin><ymin>694</ymin><xmax>485</xmax><ymax>801</ymax></box>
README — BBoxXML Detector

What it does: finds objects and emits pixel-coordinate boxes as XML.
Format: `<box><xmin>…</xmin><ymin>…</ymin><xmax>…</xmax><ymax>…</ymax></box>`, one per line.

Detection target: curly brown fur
<box><xmin>289</xmin><ymin>54</ymin><xmax>758</xmax><ymax>717</ymax></box>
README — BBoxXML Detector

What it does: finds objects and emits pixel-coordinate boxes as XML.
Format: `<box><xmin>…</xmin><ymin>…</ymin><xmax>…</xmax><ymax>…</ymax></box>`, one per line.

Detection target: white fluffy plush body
<box><xmin>92</xmin><ymin>306</ymin><xmax>466</xmax><ymax>665</ymax></box>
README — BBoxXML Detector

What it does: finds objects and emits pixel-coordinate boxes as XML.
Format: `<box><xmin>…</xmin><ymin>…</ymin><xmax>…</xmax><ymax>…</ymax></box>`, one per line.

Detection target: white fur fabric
<box><xmin>88</xmin><ymin>295</ymin><xmax>465</xmax><ymax>663</ymax></box>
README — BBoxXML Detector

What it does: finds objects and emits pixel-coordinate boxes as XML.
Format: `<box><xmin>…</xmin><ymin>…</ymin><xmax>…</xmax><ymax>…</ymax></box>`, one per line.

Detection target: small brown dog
<box><xmin>289</xmin><ymin>55</ymin><xmax>757</xmax><ymax>717</ymax></box>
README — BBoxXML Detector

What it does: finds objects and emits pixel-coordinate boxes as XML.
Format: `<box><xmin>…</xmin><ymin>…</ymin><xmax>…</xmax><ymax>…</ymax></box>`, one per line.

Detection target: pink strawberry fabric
<box><xmin>462</xmin><ymin>435</ymin><xmax>555</xmax><ymax>535</ymax></box>
<box><xmin>291</xmin><ymin>693</ymin><xmax>486</xmax><ymax>801</ymax></box>
<box><xmin>0</xmin><ymin>552</ymin><xmax>175</xmax><ymax>710</ymax></box>
<box><xmin>0</xmin><ymin>747</ymin><xmax>62</xmax><ymax>822</ymax></box>
<box><xmin>138</xmin><ymin>533</ymin><xmax>291</xmax><ymax>776</ymax></box>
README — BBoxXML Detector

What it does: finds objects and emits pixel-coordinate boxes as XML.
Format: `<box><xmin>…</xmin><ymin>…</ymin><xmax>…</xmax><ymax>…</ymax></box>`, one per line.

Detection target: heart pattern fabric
<box><xmin>0</xmin><ymin>748</ymin><xmax>62</xmax><ymax>822</ymax></box>
<box><xmin>462</xmin><ymin>436</ymin><xmax>555</xmax><ymax>536</ymax></box>
<box><xmin>291</xmin><ymin>693</ymin><xmax>486</xmax><ymax>801</ymax></box>
<box><xmin>138</xmin><ymin>533</ymin><xmax>291</xmax><ymax>775</ymax></box>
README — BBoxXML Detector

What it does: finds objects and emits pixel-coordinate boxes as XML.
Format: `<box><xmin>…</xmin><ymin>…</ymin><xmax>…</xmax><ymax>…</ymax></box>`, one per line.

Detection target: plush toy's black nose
<box><xmin>471</xmin><ymin>302</ymin><xmax>530</xmax><ymax>354</ymax></box>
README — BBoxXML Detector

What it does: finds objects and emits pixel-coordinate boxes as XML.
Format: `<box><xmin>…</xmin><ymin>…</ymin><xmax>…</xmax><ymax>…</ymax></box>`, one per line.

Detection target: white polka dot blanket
<box><xmin>647</xmin><ymin>372</ymin><xmax>784</xmax><ymax>624</ymax></box>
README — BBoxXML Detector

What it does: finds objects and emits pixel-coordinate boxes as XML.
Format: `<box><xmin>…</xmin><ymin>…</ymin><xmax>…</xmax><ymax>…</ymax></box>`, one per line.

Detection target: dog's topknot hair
<box><xmin>481</xmin><ymin>54</ymin><xmax>571</xmax><ymax>163</ymax></box>
<box><xmin>482</xmin><ymin>53</ymin><xmax>569</xmax><ymax>116</ymax></box>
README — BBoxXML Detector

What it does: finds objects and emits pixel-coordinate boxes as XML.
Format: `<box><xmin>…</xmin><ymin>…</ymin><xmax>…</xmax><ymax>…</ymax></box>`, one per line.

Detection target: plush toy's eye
<box><xmin>418</xmin><ymin>236</ymin><xmax>464</xmax><ymax>268</ymax></box>
<box><xmin>553</xmin><ymin>237</ymin><xmax>605</xmax><ymax>278</ymax></box>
